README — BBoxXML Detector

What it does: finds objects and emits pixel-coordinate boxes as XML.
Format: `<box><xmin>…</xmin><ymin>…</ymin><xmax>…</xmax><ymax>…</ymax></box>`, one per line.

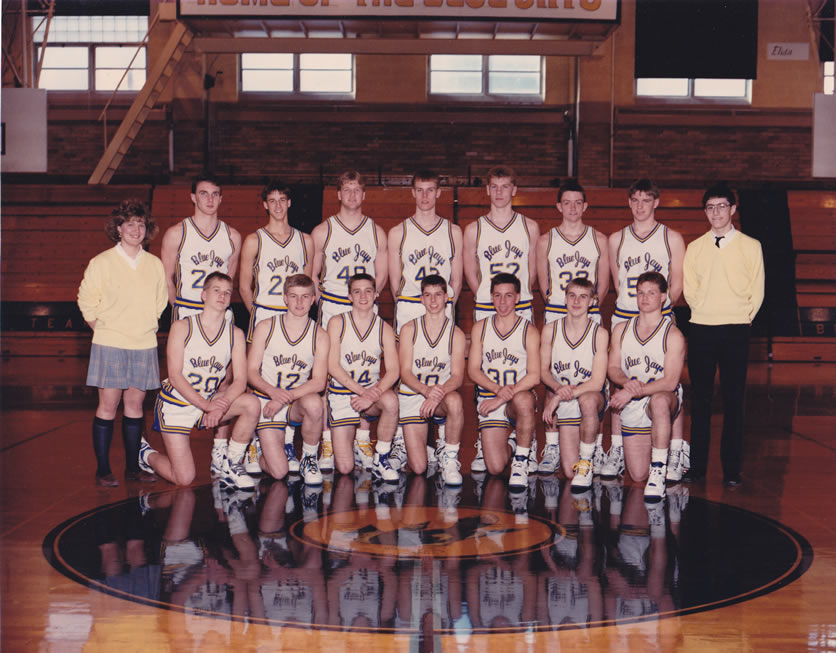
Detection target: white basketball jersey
<box><xmin>545</xmin><ymin>226</ymin><xmax>601</xmax><ymax>306</ymax></box>
<box><xmin>252</xmin><ymin>227</ymin><xmax>308</xmax><ymax>310</ymax></box>
<box><xmin>174</xmin><ymin>217</ymin><xmax>235</xmax><ymax>308</ymax></box>
<box><xmin>328</xmin><ymin>313</ymin><xmax>384</xmax><ymax>393</ymax></box>
<box><xmin>620</xmin><ymin>316</ymin><xmax>672</xmax><ymax>384</ymax></box>
<box><xmin>614</xmin><ymin>223</ymin><xmax>672</xmax><ymax>317</ymax></box>
<box><xmin>475</xmin><ymin>213</ymin><xmax>533</xmax><ymax>306</ymax></box>
<box><xmin>160</xmin><ymin>315</ymin><xmax>233</xmax><ymax>404</ymax></box>
<box><xmin>257</xmin><ymin>315</ymin><xmax>316</xmax><ymax>395</ymax></box>
<box><xmin>478</xmin><ymin>315</ymin><xmax>529</xmax><ymax>399</ymax></box>
<box><xmin>400</xmin><ymin>316</ymin><xmax>454</xmax><ymax>397</ymax></box>
<box><xmin>550</xmin><ymin>318</ymin><xmax>599</xmax><ymax>387</ymax></box>
<box><xmin>320</xmin><ymin>215</ymin><xmax>378</xmax><ymax>299</ymax></box>
<box><xmin>396</xmin><ymin>217</ymin><xmax>455</xmax><ymax>298</ymax></box>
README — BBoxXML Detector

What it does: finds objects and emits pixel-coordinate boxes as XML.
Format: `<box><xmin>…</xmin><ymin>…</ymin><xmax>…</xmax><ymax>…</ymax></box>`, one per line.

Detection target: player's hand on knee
<box><xmin>544</xmin><ymin>395</ymin><xmax>560</xmax><ymax>427</ymax></box>
<box><xmin>496</xmin><ymin>386</ymin><xmax>515</xmax><ymax>403</ymax></box>
<box><xmin>556</xmin><ymin>385</ymin><xmax>574</xmax><ymax>401</ymax></box>
<box><xmin>263</xmin><ymin>399</ymin><xmax>282</xmax><ymax>419</ymax></box>
<box><xmin>420</xmin><ymin>398</ymin><xmax>440</xmax><ymax>419</ymax></box>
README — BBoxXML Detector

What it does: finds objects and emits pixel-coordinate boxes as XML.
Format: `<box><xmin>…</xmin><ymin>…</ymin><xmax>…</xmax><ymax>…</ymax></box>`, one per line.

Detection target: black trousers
<box><xmin>687</xmin><ymin>323</ymin><xmax>751</xmax><ymax>479</ymax></box>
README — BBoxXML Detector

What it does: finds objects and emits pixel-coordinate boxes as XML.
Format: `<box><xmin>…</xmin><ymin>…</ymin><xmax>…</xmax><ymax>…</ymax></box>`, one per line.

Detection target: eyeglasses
<box><xmin>705</xmin><ymin>203</ymin><xmax>730</xmax><ymax>213</ymax></box>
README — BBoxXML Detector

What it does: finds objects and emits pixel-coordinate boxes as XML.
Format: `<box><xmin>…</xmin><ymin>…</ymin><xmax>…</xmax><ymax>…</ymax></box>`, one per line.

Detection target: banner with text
<box><xmin>180</xmin><ymin>0</ymin><xmax>619</xmax><ymax>21</ymax></box>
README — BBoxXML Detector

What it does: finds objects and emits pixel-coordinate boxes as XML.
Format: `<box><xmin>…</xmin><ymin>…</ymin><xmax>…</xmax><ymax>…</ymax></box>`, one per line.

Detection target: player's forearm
<box><xmin>607</xmin><ymin>366</ymin><xmax>631</xmax><ymax>388</ymax></box>
<box><xmin>440</xmin><ymin>371</ymin><xmax>464</xmax><ymax>394</ymax></box>
<box><xmin>468</xmin><ymin>366</ymin><xmax>500</xmax><ymax>394</ymax></box>
<box><xmin>239</xmin><ymin>285</ymin><xmax>254</xmax><ymax>312</ymax></box>
<box><xmin>377</xmin><ymin>369</ymin><xmax>400</xmax><ymax>393</ymax></box>
<box><xmin>639</xmin><ymin>376</ymin><xmax>679</xmax><ymax>396</ymax></box>
<box><xmin>399</xmin><ymin>370</ymin><xmax>429</xmax><ymax>396</ymax></box>
<box><xmin>291</xmin><ymin>375</ymin><xmax>327</xmax><ymax>399</ymax></box>
<box><xmin>512</xmin><ymin>371</ymin><xmax>540</xmax><ymax>394</ymax></box>
<box><xmin>169</xmin><ymin>373</ymin><xmax>211</xmax><ymax>411</ymax></box>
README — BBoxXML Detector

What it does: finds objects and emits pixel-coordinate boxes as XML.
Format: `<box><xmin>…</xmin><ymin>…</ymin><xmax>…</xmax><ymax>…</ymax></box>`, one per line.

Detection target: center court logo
<box><xmin>297</xmin><ymin>507</ymin><xmax>559</xmax><ymax>559</ymax></box>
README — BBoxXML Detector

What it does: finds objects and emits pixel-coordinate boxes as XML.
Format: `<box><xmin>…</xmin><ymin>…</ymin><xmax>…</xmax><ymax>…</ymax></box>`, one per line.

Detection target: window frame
<box><xmin>239</xmin><ymin>53</ymin><xmax>355</xmax><ymax>98</ymax></box>
<box><xmin>33</xmin><ymin>16</ymin><xmax>148</xmax><ymax>95</ymax></box>
<box><xmin>635</xmin><ymin>77</ymin><xmax>753</xmax><ymax>105</ymax></box>
<box><xmin>824</xmin><ymin>61</ymin><xmax>834</xmax><ymax>95</ymax></box>
<box><xmin>428</xmin><ymin>54</ymin><xmax>545</xmax><ymax>104</ymax></box>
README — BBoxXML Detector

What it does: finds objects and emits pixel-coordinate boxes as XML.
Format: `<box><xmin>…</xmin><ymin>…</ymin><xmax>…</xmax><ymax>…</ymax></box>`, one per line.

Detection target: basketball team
<box><xmin>77</xmin><ymin>167</ymin><xmax>765</xmax><ymax>504</ymax></box>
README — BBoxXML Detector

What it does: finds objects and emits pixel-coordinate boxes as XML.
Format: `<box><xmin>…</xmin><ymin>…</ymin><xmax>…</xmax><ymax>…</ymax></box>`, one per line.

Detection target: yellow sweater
<box><xmin>77</xmin><ymin>246</ymin><xmax>168</xmax><ymax>349</ymax></box>
<box><xmin>683</xmin><ymin>231</ymin><xmax>765</xmax><ymax>325</ymax></box>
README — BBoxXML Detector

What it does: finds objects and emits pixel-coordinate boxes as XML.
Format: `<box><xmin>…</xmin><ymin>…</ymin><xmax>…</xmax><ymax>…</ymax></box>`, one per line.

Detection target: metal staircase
<box><xmin>88</xmin><ymin>21</ymin><xmax>193</xmax><ymax>184</ymax></box>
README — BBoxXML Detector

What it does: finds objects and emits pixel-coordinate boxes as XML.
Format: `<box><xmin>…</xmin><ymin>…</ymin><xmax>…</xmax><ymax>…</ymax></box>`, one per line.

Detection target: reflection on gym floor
<box><xmin>46</xmin><ymin>469</ymin><xmax>810</xmax><ymax>639</ymax></box>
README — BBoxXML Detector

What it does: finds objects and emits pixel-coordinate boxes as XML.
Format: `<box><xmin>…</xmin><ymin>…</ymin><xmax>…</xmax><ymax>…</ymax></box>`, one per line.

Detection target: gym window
<box><xmin>34</xmin><ymin>16</ymin><xmax>148</xmax><ymax>92</ymax></box>
<box><xmin>636</xmin><ymin>78</ymin><xmax>752</xmax><ymax>102</ymax></box>
<box><xmin>429</xmin><ymin>55</ymin><xmax>543</xmax><ymax>100</ymax></box>
<box><xmin>240</xmin><ymin>53</ymin><xmax>354</xmax><ymax>95</ymax></box>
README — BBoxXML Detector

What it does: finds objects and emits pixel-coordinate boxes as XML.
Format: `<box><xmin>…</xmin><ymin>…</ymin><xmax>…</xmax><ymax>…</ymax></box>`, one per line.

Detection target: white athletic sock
<box><xmin>545</xmin><ymin>431</ymin><xmax>559</xmax><ymax>445</ymax></box>
<box><xmin>596</xmin><ymin>432</ymin><xmax>603</xmax><ymax>448</ymax></box>
<box><xmin>651</xmin><ymin>447</ymin><xmax>668</xmax><ymax>465</ymax></box>
<box><xmin>285</xmin><ymin>426</ymin><xmax>295</xmax><ymax>444</ymax></box>
<box><xmin>356</xmin><ymin>429</ymin><xmax>371</xmax><ymax>443</ymax></box>
<box><xmin>437</xmin><ymin>424</ymin><xmax>446</xmax><ymax>442</ymax></box>
<box><xmin>376</xmin><ymin>440</ymin><xmax>391</xmax><ymax>455</ymax></box>
<box><xmin>213</xmin><ymin>437</ymin><xmax>227</xmax><ymax>447</ymax></box>
<box><xmin>669</xmin><ymin>438</ymin><xmax>683</xmax><ymax>449</ymax></box>
<box><xmin>515</xmin><ymin>446</ymin><xmax>530</xmax><ymax>459</ymax></box>
<box><xmin>444</xmin><ymin>442</ymin><xmax>460</xmax><ymax>454</ymax></box>
<box><xmin>302</xmin><ymin>442</ymin><xmax>318</xmax><ymax>457</ymax></box>
<box><xmin>322</xmin><ymin>429</ymin><xmax>332</xmax><ymax>443</ymax></box>
<box><xmin>610</xmin><ymin>434</ymin><xmax>623</xmax><ymax>448</ymax></box>
<box><xmin>579</xmin><ymin>441</ymin><xmax>595</xmax><ymax>460</ymax></box>
<box><xmin>227</xmin><ymin>440</ymin><xmax>247</xmax><ymax>463</ymax></box>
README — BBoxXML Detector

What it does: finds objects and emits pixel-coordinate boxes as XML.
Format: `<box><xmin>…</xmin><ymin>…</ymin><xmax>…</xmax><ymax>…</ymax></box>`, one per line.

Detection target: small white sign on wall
<box><xmin>767</xmin><ymin>43</ymin><xmax>810</xmax><ymax>60</ymax></box>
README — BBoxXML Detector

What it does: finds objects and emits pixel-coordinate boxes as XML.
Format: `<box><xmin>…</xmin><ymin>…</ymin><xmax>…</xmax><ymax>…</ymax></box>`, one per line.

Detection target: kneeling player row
<box><xmin>141</xmin><ymin>269</ymin><xmax>684</xmax><ymax>503</ymax></box>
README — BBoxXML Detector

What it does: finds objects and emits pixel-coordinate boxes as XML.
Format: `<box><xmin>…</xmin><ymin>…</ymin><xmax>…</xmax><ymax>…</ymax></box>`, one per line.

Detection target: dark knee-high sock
<box><xmin>122</xmin><ymin>415</ymin><xmax>144</xmax><ymax>474</ymax></box>
<box><xmin>93</xmin><ymin>417</ymin><xmax>115</xmax><ymax>477</ymax></box>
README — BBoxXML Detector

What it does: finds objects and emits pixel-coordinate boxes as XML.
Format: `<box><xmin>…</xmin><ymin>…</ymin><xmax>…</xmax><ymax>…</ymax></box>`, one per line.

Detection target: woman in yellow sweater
<box><xmin>78</xmin><ymin>199</ymin><xmax>168</xmax><ymax>487</ymax></box>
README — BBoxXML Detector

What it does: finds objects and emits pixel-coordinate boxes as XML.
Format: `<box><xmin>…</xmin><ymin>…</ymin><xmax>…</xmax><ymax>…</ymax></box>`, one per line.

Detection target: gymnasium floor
<box><xmin>1</xmin><ymin>356</ymin><xmax>835</xmax><ymax>652</ymax></box>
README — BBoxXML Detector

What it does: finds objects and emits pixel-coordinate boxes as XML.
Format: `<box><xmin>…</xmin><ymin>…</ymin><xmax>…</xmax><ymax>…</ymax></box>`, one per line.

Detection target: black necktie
<box><xmin>715</xmin><ymin>236</ymin><xmax>724</xmax><ymax>248</ymax></box>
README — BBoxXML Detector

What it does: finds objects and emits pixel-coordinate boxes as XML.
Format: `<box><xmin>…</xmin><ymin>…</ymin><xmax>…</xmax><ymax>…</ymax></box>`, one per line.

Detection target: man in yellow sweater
<box><xmin>682</xmin><ymin>184</ymin><xmax>764</xmax><ymax>486</ymax></box>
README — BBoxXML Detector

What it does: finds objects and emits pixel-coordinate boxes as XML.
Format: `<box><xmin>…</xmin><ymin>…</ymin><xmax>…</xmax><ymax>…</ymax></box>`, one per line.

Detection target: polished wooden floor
<box><xmin>2</xmin><ymin>357</ymin><xmax>835</xmax><ymax>652</ymax></box>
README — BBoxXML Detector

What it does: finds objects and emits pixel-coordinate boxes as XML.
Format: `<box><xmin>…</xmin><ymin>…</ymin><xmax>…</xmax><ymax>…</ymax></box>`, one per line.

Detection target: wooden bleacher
<box><xmin>788</xmin><ymin>191</ymin><xmax>836</xmax><ymax>309</ymax></box>
<box><xmin>1</xmin><ymin>185</ymin><xmax>153</xmax><ymax>357</ymax></box>
<box><xmin>2</xmin><ymin>184</ymin><xmax>833</xmax><ymax>362</ymax></box>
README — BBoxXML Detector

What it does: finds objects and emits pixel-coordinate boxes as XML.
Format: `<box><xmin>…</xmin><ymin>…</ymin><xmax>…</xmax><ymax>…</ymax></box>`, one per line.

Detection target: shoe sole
<box><xmin>219</xmin><ymin>478</ymin><xmax>256</xmax><ymax>491</ymax></box>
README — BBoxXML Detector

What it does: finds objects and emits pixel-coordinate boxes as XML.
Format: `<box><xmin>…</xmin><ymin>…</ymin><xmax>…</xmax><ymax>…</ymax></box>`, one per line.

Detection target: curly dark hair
<box><xmin>104</xmin><ymin>199</ymin><xmax>158</xmax><ymax>245</ymax></box>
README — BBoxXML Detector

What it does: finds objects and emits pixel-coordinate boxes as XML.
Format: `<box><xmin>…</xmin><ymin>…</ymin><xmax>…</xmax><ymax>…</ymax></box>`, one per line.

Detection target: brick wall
<box><xmin>42</xmin><ymin>103</ymin><xmax>815</xmax><ymax>188</ymax></box>
<box><xmin>612</xmin><ymin>125</ymin><xmax>812</xmax><ymax>187</ymax></box>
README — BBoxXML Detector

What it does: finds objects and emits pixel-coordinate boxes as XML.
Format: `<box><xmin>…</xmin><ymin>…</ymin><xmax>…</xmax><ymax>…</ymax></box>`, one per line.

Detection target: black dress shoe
<box><xmin>680</xmin><ymin>470</ymin><xmax>705</xmax><ymax>484</ymax></box>
<box><xmin>95</xmin><ymin>473</ymin><xmax>119</xmax><ymax>487</ymax></box>
<box><xmin>723</xmin><ymin>476</ymin><xmax>742</xmax><ymax>487</ymax></box>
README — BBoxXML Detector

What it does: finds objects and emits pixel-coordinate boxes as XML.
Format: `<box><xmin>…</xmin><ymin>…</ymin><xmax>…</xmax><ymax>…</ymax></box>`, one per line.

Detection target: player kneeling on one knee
<box><xmin>468</xmin><ymin>273</ymin><xmax>541</xmax><ymax>487</ymax></box>
<box><xmin>142</xmin><ymin>273</ymin><xmax>260</xmax><ymax>488</ymax></box>
<box><xmin>540</xmin><ymin>278</ymin><xmax>610</xmax><ymax>492</ymax></box>
<box><xmin>326</xmin><ymin>273</ymin><xmax>401</xmax><ymax>481</ymax></box>
<box><xmin>247</xmin><ymin>274</ymin><xmax>329</xmax><ymax>485</ymax></box>
<box><xmin>607</xmin><ymin>272</ymin><xmax>685</xmax><ymax>502</ymax></box>
<box><xmin>398</xmin><ymin>275</ymin><xmax>467</xmax><ymax>484</ymax></box>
